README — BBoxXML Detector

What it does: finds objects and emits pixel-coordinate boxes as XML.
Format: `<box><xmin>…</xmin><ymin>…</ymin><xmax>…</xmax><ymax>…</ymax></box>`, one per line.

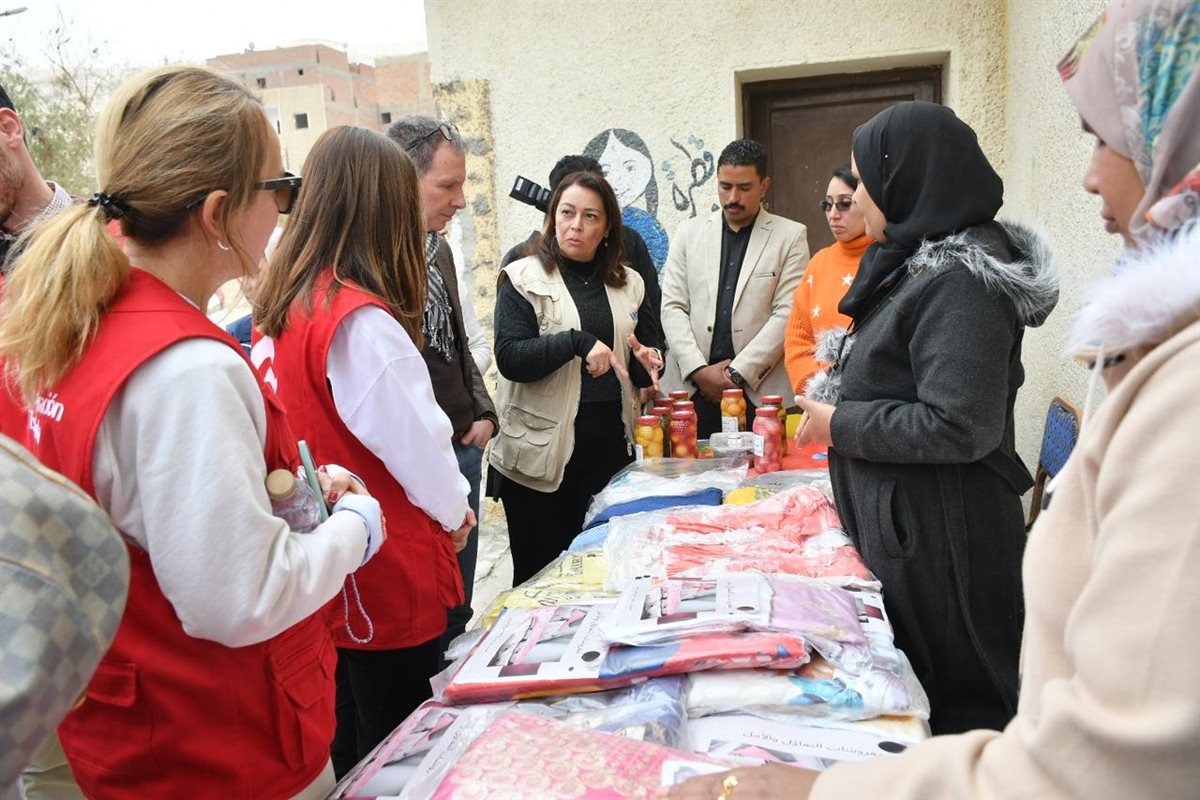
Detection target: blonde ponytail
<box><xmin>0</xmin><ymin>205</ymin><xmax>130</xmax><ymax>404</ymax></box>
<box><xmin>0</xmin><ymin>65</ymin><xmax>270</xmax><ymax>406</ymax></box>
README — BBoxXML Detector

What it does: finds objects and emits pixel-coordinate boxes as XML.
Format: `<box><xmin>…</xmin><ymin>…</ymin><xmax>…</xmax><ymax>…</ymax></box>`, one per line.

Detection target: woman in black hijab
<box><xmin>797</xmin><ymin>102</ymin><xmax>1059</xmax><ymax>734</ymax></box>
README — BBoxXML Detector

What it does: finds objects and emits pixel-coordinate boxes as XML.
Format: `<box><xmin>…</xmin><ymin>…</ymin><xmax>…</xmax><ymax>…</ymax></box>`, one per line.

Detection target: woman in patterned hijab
<box><xmin>1059</xmin><ymin>0</ymin><xmax>1200</xmax><ymax>243</ymax></box>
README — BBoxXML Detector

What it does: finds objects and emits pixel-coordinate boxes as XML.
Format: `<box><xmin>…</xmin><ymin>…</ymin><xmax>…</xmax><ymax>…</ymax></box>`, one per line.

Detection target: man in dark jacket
<box><xmin>501</xmin><ymin>154</ymin><xmax>664</xmax><ymax>356</ymax></box>
<box><xmin>389</xmin><ymin>115</ymin><xmax>497</xmax><ymax>657</ymax></box>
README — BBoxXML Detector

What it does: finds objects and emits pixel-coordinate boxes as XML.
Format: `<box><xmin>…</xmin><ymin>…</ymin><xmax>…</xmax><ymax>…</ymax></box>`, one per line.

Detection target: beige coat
<box><xmin>813</xmin><ymin>225</ymin><xmax>1200</xmax><ymax>798</ymax></box>
<box><xmin>488</xmin><ymin>256</ymin><xmax>643</xmax><ymax>493</ymax></box>
<box><xmin>659</xmin><ymin>209</ymin><xmax>808</xmax><ymax>403</ymax></box>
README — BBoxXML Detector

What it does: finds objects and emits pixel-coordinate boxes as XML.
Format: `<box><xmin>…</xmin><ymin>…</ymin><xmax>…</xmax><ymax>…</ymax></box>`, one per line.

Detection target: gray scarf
<box><xmin>423</xmin><ymin>232</ymin><xmax>458</xmax><ymax>362</ymax></box>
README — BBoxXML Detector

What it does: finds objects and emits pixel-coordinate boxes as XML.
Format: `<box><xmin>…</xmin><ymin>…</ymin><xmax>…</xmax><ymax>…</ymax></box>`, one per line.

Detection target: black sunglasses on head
<box><xmin>404</xmin><ymin>122</ymin><xmax>458</xmax><ymax>150</ymax></box>
<box><xmin>184</xmin><ymin>171</ymin><xmax>303</xmax><ymax>215</ymax></box>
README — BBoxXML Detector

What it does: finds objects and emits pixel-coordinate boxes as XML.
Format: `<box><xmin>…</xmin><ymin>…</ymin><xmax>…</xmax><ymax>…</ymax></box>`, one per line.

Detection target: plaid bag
<box><xmin>0</xmin><ymin>434</ymin><xmax>129</xmax><ymax>785</ymax></box>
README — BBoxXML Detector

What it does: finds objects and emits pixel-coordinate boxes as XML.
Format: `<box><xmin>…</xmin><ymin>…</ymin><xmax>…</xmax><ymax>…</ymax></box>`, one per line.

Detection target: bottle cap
<box><xmin>650</xmin><ymin>406</ymin><xmax>671</xmax><ymax>417</ymax></box>
<box><xmin>637</xmin><ymin>415</ymin><xmax>658</xmax><ymax>425</ymax></box>
<box><xmin>760</xmin><ymin>395</ymin><xmax>784</xmax><ymax>405</ymax></box>
<box><xmin>265</xmin><ymin>468</ymin><xmax>297</xmax><ymax>500</ymax></box>
<box><xmin>722</xmin><ymin>388</ymin><xmax>744</xmax><ymax>398</ymax></box>
<box><xmin>670</xmin><ymin>410</ymin><xmax>692</xmax><ymax>420</ymax></box>
<box><xmin>755</xmin><ymin>407</ymin><xmax>778</xmax><ymax>417</ymax></box>
<box><xmin>672</xmin><ymin>400</ymin><xmax>695</xmax><ymax>411</ymax></box>
<box><xmin>668</xmin><ymin>391</ymin><xmax>690</xmax><ymax>401</ymax></box>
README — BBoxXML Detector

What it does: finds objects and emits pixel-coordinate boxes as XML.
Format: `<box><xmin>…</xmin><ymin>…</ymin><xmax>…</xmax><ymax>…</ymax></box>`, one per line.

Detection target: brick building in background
<box><xmin>207</xmin><ymin>44</ymin><xmax>434</xmax><ymax>172</ymax></box>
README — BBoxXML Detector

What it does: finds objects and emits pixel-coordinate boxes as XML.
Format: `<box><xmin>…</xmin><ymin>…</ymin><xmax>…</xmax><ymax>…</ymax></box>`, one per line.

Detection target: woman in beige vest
<box><xmin>488</xmin><ymin>171</ymin><xmax>663</xmax><ymax>585</ymax></box>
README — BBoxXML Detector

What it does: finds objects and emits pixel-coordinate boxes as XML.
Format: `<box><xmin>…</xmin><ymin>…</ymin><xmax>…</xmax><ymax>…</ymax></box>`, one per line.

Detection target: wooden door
<box><xmin>744</xmin><ymin>67</ymin><xmax>942</xmax><ymax>253</ymax></box>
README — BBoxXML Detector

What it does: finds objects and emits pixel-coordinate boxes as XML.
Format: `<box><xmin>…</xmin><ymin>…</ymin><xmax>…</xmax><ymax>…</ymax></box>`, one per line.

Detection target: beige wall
<box><xmin>427</xmin><ymin>0</ymin><xmax>1115</xmax><ymax>472</ymax></box>
<box><xmin>1004</xmin><ymin>0</ymin><xmax>1113</xmax><ymax>469</ymax></box>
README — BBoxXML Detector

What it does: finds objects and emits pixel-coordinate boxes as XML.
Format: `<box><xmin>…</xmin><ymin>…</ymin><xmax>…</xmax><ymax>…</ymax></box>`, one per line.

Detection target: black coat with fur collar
<box><xmin>812</xmin><ymin>221</ymin><xmax>1058</xmax><ymax>735</ymax></box>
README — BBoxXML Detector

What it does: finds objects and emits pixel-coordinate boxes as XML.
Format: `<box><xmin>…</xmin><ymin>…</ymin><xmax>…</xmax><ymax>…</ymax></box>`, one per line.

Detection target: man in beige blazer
<box><xmin>660</xmin><ymin>139</ymin><xmax>809</xmax><ymax>436</ymax></box>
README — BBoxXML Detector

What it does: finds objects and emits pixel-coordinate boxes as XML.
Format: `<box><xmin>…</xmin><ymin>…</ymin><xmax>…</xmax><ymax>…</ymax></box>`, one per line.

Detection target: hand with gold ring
<box><xmin>658</xmin><ymin>765</ymin><xmax>821</xmax><ymax>800</ymax></box>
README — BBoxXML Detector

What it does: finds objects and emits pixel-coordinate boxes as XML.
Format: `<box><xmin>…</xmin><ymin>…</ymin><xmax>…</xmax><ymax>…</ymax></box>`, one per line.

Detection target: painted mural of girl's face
<box><xmin>598</xmin><ymin>131</ymin><xmax>652</xmax><ymax>208</ymax></box>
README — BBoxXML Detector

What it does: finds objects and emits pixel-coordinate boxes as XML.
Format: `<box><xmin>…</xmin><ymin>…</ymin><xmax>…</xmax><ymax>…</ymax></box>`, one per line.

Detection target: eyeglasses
<box><xmin>819</xmin><ymin>199</ymin><xmax>853</xmax><ymax>214</ymax></box>
<box><xmin>404</xmin><ymin>122</ymin><xmax>458</xmax><ymax>150</ymax></box>
<box><xmin>183</xmin><ymin>171</ymin><xmax>303</xmax><ymax>215</ymax></box>
<box><xmin>256</xmin><ymin>172</ymin><xmax>303</xmax><ymax>215</ymax></box>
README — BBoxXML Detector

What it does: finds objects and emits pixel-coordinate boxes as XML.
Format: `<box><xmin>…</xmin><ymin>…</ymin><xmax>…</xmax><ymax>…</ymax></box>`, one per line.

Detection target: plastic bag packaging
<box><xmin>531</xmin><ymin>676</ymin><xmax>688</xmax><ymax>748</ymax></box>
<box><xmin>599</xmin><ymin>575</ymin><xmax>869</xmax><ymax>672</ymax></box>
<box><xmin>567</xmin><ymin>523</ymin><xmax>610</xmax><ymax>553</ymax></box>
<box><xmin>327</xmin><ymin>701</ymin><xmax>516</xmax><ymax>799</ymax></box>
<box><xmin>585</xmin><ymin>487</ymin><xmax>725</xmax><ymax>531</ymax></box>
<box><xmin>683</xmin><ymin>588</ymin><xmax>930</xmax><ymax>722</ymax></box>
<box><xmin>604</xmin><ymin>486</ymin><xmax>876</xmax><ymax>591</ymax></box>
<box><xmin>428</xmin><ymin>711</ymin><xmax>727</xmax><ymax>799</ymax></box>
<box><xmin>724</xmin><ymin>469</ymin><xmax>832</xmax><ymax>505</ymax></box>
<box><xmin>682</xmin><ymin>712</ymin><xmax>928</xmax><ymax>772</ymax></box>
<box><xmin>439</xmin><ymin>604</ymin><xmax>637</xmax><ymax>705</ymax></box>
<box><xmin>582</xmin><ymin>458</ymin><xmax>747</xmax><ymax>529</ymax></box>
<box><xmin>600</xmin><ymin>576</ymin><xmax>771</xmax><ymax>645</ymax></box>
<box><xmin>476</xmin><ymin>549</ymin><xmax>615</xmax><ymax>629</ymax></box>
<box><xmin>599</xmin><ymin>630</ymin><xmax>811</xmax><ymax>681</ymax></box>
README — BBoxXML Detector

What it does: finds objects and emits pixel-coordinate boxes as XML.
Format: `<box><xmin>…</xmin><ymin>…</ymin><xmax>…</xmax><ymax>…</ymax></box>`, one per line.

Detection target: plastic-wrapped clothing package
<box><xmin>683</xmin><ymin>588</ymin><xmax>930</xmax><ymax>721</ymax></box>
<box><xmin>584</xmin><ymin>487</ymin><xmax>724</xmax><ymax>530</ymax></box>
<box><xmin>599</xmin><ymin>630</ymin><xmax>812</xmax><ymax>680</ymax></box>
<box><xmin>600</xmin><ymin>576</ymin><xmax>870</xmax><ymax>673</ymax></box>
<box><xmin>333</xmin><ymin>679</ymin><xmax>690</xmax><ymax>799</ymax></box>
<box><xmin>682</xmin><ymin>713</ymin><xmax>927</xmax><ymax>771</ymax></box>
<box><xmin>535</xmin><ymin>676</ymin><xmax>688</xmax><ymax>748</ymax></box>
<box><xmin>724</xmin><ymin>469</ymin><xmax>832</xmax><ymax>505</ymax></box>
<box><xmin>429</xmin><ymin>711</ymin><xmax>726</xmax><ymax>799</ymax></box>
<box><xmin>604</xmin><ymin>487</ymin><xmax>876</xmax><ymax>591</ymax></box>
<box><xmin>477</xmin><ymin>549</ymin><xmax>615</xmax><ymax>628</ymax></box>
<box><xmin>582</xmin><ymin>459</ymin><xmax>747</xmax><ymax>529</ymax></box>
<box><xmin>567</xmin><ymin>523</ymin><xmax>611</xmax><ymax>553</ymax></box>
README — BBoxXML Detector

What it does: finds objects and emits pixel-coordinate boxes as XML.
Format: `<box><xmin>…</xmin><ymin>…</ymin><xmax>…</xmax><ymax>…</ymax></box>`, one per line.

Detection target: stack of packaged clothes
<box><xmin>328</xmin><ymin>459</ymin><xmax>929</xmax><ymax>799</ymax></box>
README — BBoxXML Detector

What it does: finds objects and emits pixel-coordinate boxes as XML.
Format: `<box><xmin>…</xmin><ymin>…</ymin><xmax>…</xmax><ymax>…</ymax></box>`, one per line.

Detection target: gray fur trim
<box><xmin>815</xmin><ymin>326</ymin><xmax>851</xmax><ymax>365</ymax></box>
<box><xmin>805</xmin><ymin>369</ymin><xmax>842</xmax><ymax>405</ymax></box>
<box><xmin>906</xmin><ymin>221</ymin><xmax>1059</xmax><ymax>327</ymax></box>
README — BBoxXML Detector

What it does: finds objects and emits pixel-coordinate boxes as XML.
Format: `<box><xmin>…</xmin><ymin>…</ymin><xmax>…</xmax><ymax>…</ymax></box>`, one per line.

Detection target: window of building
<box><xmin>294</xmin><ymin>113</ymin><xmax>309</xmax><ymax>130</ymax></box>
<box><xmin>380</xmin><ymin>112</ymin><xmax>392</xmax><ymax>124</ymax></box>
<box><xmin>330</xmin><ymin>88</ymin><xmax>336</xmax><ymax>102</ymax></box>
<box><xmin>298</xmin><ymin>68</ymin><xmax>305</xmax><ymax>76</ymax></box>
<box><xmin>256</xmin><ymin>77</ymin><xmax>266</xmax><ymax>89</ymax></box>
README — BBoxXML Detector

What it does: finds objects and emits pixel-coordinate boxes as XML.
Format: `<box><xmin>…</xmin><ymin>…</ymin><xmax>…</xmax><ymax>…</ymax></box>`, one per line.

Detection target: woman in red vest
<box><xmin>253</xmin><ymin>125</ymin><xmax>474</xmax><ymax>776</ymax></box>
<box><xmin>0</xmin><ymin>67</ymin><xmax>384</xmax><ymax>800</ymax></box>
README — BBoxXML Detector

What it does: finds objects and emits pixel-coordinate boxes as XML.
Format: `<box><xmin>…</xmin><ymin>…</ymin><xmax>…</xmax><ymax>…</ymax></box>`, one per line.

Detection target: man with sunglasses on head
<box><xmin>0</xmin><ymin>85</ymin><xmax>74</xmax><ymax>272</ymax></box>
<box><xmin>387</xmin><ymin>115</ymin><xmax>496</xmax><ymax>662</ymax></box>
<box><xmin>659</xmin><ymin>138</ymin><xmax>809</xmax><ymax>437</ymax></box>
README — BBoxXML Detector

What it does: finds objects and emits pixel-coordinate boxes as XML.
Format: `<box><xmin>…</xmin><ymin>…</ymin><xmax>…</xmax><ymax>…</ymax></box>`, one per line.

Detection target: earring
<box><xmin>217</xmin><ymin>240</ymin><xmax>232</xmax><ymax>252</ymax></box>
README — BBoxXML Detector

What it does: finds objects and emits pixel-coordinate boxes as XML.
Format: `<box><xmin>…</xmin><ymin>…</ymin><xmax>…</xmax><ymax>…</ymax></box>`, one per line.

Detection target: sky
<box><xmin>2</xmin><ymin>0</ymin><xmax>429</xmax><ymax>71</ymax></box>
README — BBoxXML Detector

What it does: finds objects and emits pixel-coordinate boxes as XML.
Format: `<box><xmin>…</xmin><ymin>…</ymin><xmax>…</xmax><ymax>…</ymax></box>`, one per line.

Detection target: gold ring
<box><xmin>717</xmin><ymin>774</ymin><xmax>739</xmax><ymax>800</ymax></box>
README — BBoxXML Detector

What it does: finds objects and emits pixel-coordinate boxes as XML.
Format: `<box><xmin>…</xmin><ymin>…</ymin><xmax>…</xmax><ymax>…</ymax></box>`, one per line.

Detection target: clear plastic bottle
<box><xmin>266</xmin><ymin>468</ymin><xmax>323</xmax><ymax>533</ymax></box>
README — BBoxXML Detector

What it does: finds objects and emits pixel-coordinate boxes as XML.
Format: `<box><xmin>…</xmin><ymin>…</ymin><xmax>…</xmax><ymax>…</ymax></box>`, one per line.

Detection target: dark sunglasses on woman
<box><xmin>184</xmin><ymin>171</ymin><xmax>303</xmax><ymax>215</ymax></box>
<box><xmin>819</xmin><ymin>199</ymin><xmax>853</xmax><ymax>213</ymax></box>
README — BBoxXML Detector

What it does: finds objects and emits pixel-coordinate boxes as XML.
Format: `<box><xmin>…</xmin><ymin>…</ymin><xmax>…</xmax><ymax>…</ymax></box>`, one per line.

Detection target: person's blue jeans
<box><xmin>441</xmin><ymin>439</ymin><xmax>482</xmax><ymax>662</ymax></box>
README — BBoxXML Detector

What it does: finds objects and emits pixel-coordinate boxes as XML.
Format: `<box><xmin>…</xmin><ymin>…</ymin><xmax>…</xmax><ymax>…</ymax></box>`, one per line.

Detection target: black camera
<box><xmin>509</xmin><ymin>175</ymin><xmax>551</xmax><ymax>213</ymax></box>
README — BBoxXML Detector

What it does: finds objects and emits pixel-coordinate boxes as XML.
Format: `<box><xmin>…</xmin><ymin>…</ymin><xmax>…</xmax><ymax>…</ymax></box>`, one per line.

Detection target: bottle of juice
<box><xmin>720</xmin><ymin>388</ymin><xmax>746</xmax><ymax>432</ymax></box>
<box><xmin>759</xmin><ymin>394</ymin><xmax>788</xmax><ymax>456</ymax></box>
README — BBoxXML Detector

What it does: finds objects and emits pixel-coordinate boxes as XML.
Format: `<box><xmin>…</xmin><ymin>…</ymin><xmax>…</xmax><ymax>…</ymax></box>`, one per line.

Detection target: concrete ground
<box><xmin>468</xmin><ymin>499</ymin><xmax>512</xmax><ymax>629</ymax></box>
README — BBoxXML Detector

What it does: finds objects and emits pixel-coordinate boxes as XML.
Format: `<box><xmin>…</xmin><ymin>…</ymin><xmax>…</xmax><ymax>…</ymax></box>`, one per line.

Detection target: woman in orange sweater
<box><xmin>783</xmin><ymin>163</ymin><xmax>872</xmax><ymax>394</ymax></box>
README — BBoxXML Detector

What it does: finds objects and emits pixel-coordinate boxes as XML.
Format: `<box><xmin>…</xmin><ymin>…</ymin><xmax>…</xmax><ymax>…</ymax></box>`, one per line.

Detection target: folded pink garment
<box><xmin>431</xmin><ymin>711</ymin><xmax>724</xmax><ymax>799</ymax></box>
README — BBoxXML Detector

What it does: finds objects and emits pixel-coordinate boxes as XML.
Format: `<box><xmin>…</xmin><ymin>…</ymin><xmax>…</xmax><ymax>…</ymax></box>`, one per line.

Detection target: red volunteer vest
<box><xmin>0</xmin><ymin>269</ymin><xmax>336</xmax><ymax>799</ymax></box>
<box><xmin>255</xmin><ymin>272</ymin><xmax>463</xmax><ymax>649</ymax></box>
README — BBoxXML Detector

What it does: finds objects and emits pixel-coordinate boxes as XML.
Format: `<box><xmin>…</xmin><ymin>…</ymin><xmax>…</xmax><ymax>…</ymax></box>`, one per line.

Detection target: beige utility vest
<box><xmin>488</xmin><ymin>256</ymin><xmax>644</xmax><ymax>493</ymax></box>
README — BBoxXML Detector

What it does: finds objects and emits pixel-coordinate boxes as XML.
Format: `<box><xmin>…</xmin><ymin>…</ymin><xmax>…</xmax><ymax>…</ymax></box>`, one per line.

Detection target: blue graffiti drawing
<box><xmin>668</xmin><ymin>135</ymin><xmax>715</xmax><ymax>219</ymax></box>
<box><xmin>584</xmin><ymin>128</ymin><xmax>669</xmax><ymax>272</ymax></box>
